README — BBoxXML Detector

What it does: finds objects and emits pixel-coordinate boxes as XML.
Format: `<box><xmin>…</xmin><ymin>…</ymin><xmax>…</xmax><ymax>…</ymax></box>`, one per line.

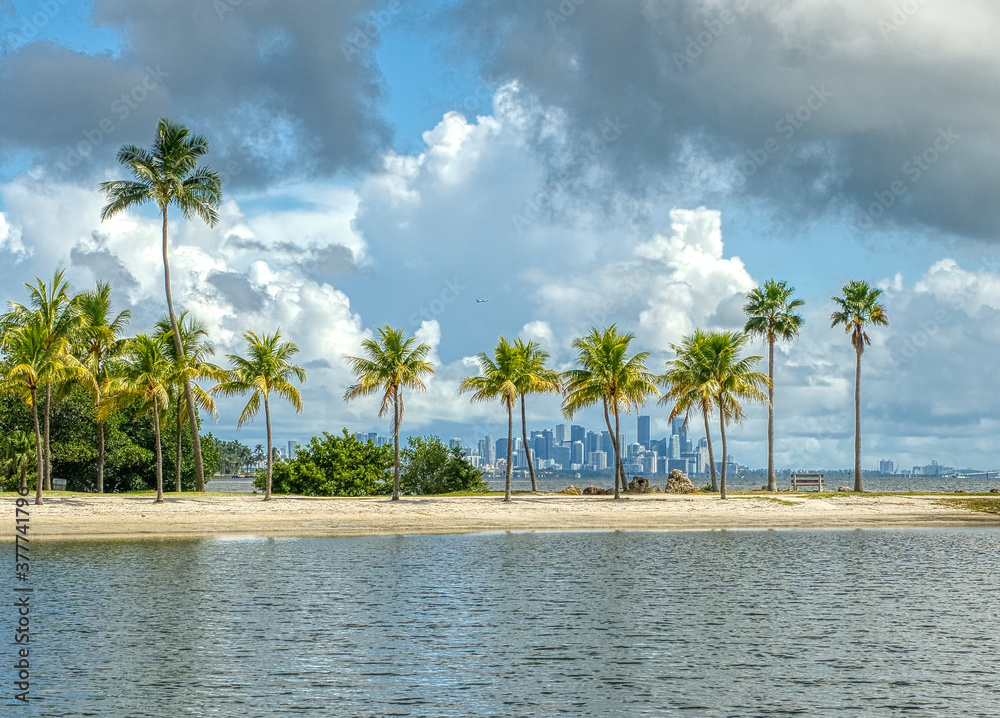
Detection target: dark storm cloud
<box><xmin>70</xmin><ymin>230</ymin><xmax>141</xmax><ymax>295</ymax></box>
<box><xmin>304</xmin><ymin>243</ymin><xmax>358</xmax><ymax>281</ymax></box>
<box><xmin>206</xmin><ymin>270</ymin><xmax>266</xmax><ymax>311</ymax></box>
<box><xmin>0</xmin><ymin>0</ymin><xmax>392</xmax><ymax>183</ymax></box>
<box><xmin>445</xmin><ymin>0</ymin><xmax>1000</xmax><ymax>240</ymax></box>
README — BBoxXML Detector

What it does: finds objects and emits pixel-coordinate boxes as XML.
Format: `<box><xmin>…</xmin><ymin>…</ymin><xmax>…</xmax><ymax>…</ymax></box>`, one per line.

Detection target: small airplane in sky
<box><xmin>476</xmin><ymin>298</ymin><xmax>491</xmax><ymax>303</ymax></box>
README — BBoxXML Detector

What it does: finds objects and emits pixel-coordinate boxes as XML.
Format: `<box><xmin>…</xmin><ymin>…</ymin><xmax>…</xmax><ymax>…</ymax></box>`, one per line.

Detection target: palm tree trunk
<box><xmin>718</xmin><ymin>407</ymin><xmax>728</xmax><ymax>500</ymax></box>
<box><xmin>31</xmin><ymin>389</ymin><xmax>43</xmax><ymax>506</ymax></box>
<box><xmin>264</xmin><ymin>395</ymin><xmax>273</xmax><ymax>501</ymax></box>
<box><xmin>521</xmin><ymin>395</ymin><xmax>537</xmax><ymax>491</ymax></box>
<box><xmin>504</xmin><ymin>401</ymin><xmax>513</xmax><ymax>503</ymax></box>
<box><xmin>601</xmin><ymin>400</ymin><xmax>621</xmax><ymax>500</ymax></box>
<box><xmin>392</xmin><ymin>385</ymin><xmax>401</xmax><ymax>501</ymax></box>
<box><xmin>612</xmin><ymin>403</ymin><xmax>628</xmax><ymax>499</ymax></box>
<box><xmin>20</xmin><ymin>464</ymin><xmax>27</xmax><ymax>491</ymax></box>
<box><xmin>161</xmin><ymin>209</ymin><xmax>207</xmax><ymax>492</ymax></box>
<box><xmin>175</xmin><ymin>396</ymin><xmax>183</xmax><ymax>492</ymax></box>
<box><xmin>703</xmin><ymin>403</ymin><xmax>717</xmax><ymax>491</ymax></box>
<box><xmin>97</xmin><ymin>421</ymin><xmax>105</xmax><ymax>493</ymax></box>
<box><xmin>43</xmin><ymin>383</ymin><xmax>52</xmax><ymax>491</ymax></box>
<box><xmin>854</xmin><ymin>345</ymin><xmax>863</xmax><ymax>492</ymax></box>
<box><xmin>153</xmin><ymin>399</ymin><xmax>164</xmax><ymax>503</ymax></box>
<box><xmin>767</xmin><ymin>337</ymin><xmax>777</xmax><ymax>492</ymax></box>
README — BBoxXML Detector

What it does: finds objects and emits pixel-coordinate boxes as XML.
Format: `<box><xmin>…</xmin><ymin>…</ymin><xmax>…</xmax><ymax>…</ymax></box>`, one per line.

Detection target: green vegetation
<box><xmin>258</xmin><ymin>430</ymin><xmax>486</xmax><ymax>497</ymax></box>
<box><xmin>400</xmin><ymin>436</ymin><xmax>489</xmax><ymax>495</ymax></box>
<box><xmin>344</xmin><ymin>325</ymin><xmax>435</xmax><ymax>501</ymax></box>
<box><xmin>258</xmin><ymin>429</ymin><xmax>393</xmax><ymax>497</ymax></box>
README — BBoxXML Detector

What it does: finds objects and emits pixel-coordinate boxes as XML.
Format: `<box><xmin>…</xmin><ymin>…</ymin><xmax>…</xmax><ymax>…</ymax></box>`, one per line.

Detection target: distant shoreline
<box><xmin>7</xmin><ymin>493</ymin><xmax>998</xmax><ymax>542</ymax></box>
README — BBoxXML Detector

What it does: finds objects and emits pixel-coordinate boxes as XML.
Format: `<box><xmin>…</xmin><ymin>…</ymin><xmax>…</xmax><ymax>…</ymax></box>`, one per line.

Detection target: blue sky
<box><xmin>1</xmin><ymin>0</ymin><xmax>999</xmax><ymax>471</ymax></box>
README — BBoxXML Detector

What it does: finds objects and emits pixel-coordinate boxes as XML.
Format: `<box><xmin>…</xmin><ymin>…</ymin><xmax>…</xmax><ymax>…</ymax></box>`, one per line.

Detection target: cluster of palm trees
<box><xmin>346</xmin><ymin>279</ymin><xmax>888</xmax><ymax>502</ymax></box>
<box><xmin>0</xmin><ymin>117</ymin><xmax>307</xmax><ymax>506</ymax></box>
<box><xmin>0</xmin><ymin>271</ymin><xmax>307</xmax><ymax>505</ymax></box>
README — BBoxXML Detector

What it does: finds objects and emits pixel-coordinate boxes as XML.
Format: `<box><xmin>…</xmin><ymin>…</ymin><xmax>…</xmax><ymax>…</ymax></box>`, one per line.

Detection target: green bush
<box><xmin>255</xmin><ymin>429</ymin><xmax>393</xmax><ymax>496</ymax></box>
<box><xmin>400</xmin><ymin>436</ymin><xmax>489</xmax><ymax>495</ymax></box>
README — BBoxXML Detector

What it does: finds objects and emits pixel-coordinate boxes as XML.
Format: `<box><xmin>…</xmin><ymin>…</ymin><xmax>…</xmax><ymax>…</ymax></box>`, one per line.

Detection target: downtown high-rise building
<box><xmin>637</xmin><ymin>415</ymin><xmax>650</xmax><ymax>448</ymax></box>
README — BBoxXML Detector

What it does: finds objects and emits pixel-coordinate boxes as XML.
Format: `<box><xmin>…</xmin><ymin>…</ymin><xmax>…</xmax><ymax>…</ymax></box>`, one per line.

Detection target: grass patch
<box><xmin>940</xmin><ymin>498</ymin><xmax>1000</xmax><ymax>515</ymax></box>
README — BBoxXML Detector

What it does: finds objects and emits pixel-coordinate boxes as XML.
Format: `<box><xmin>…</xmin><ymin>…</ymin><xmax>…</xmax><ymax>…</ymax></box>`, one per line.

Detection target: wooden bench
<box><xmin>790</xmin><ymin>473</ymin><xmax>824</xmax><ymax>491</ymax></box>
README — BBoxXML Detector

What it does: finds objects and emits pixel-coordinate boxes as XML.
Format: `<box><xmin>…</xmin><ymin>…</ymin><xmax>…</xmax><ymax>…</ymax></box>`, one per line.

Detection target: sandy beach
<box><xmin>6</xmin><ymin>492</ymin><xmax>998</xmax><ymax>541</ymax></box>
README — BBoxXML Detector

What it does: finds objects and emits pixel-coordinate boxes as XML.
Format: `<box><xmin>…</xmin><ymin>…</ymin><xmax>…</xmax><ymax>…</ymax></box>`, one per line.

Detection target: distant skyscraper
<box><xmin>585</xmin><ymin>430</ymin><xmax>599</xmax><ymax>454</ymax></box>
<box><xmin>571</xmin><ymin>424</ymin><xmax>585</xmax><ymax>444</ymax></box>
<box><xmin>637</xmin><ymin>415</ymin><xmax>650</xmax><ymax>448</ymax></box>
<box><xmin>588</xmin><ymin>451</ymin><xmax>608</xmax><ymax>470</ymax></box>
<box><xmin>449</xmin><ymin>438</ymin><xmax>462</xmax><ymax>449</ymax></box>
<box><xmin>484</xmin><ymin>434</ymin><xmax>495</xmax><ymax>465</ymax></box>
<box><xmin>879</xmin><ymin>459</ymin><xmax>895</xmax><ymax>475</ymax></box>
<box><xmin>496</xmin><ymin>437</ymin><xmax>508</xmax><ymax>463</ymax></box>
<box><xmin>601</xmin><ymin>431</ymin><xmax>613</xmax><ymax>456</ymax></box>
<box><xmin>555</xmin><ymin>424</ymin><xmax>570</xmax><ymax>445</ymax></box>
<box><xmin>287</xmin><ymin>440</ymin><xmax>299</xmax><ymax>458</ymax></box>
<box><xmin>571</xmin><ymin>440</ymin><xmax>585</xmax><ymax>465</ymax></box>
<box><xmin>669</xmin><ymin>435</ymin><xmax>681</xmax><ymax>460</ymax></box>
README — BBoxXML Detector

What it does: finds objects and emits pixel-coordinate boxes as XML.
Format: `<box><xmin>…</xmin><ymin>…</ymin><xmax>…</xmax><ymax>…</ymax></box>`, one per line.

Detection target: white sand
<box><xmin>6</xmin><ymin>492</ymin><xmax>997</xmax><ymax>541</ymax></box>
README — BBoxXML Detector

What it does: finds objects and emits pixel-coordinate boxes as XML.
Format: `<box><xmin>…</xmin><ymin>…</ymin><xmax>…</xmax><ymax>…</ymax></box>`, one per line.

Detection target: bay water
<box><xmin>4</xmin><ymin>528</ymin><xmax>999</xmax><ymax>716</ymax></box>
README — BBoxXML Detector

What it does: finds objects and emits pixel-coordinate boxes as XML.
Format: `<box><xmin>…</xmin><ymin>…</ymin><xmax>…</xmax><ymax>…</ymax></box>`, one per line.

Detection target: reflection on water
<box><xmin>7</xmin><ymin>529</ymin><xmax>1000</xmax><ymax>717</ymax></box>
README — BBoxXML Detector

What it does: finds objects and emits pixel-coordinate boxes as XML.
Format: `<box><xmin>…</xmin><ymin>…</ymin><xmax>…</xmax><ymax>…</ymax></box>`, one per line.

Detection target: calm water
<box><xmin>5</xmin><ymin>529</ymin><xmax>1000</xmax><ymax>716</ymax></box>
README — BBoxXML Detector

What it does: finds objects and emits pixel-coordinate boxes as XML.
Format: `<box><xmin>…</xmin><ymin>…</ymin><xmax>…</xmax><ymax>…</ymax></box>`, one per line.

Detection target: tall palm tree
<box><xmin>3</xmin><ymin>271</ymin><xmax>83</xmax><ymax>490</ymax></box>
<box><xmin>103</xmin><ymin>334</ymin><xmax>173</xmax><ymax>502</ymax></box>
<box><xmin>1</xmin><ymin>430</ymin><xmax>36</xmax><ymax>491</ymax></box>
<box><xmin>1</xmin><ymin>321</ymin><xmax>91</xmax><ymax>505</ymax></box>
<box><xmin>460</xmin><ymin>337</ymin><xmax>520</xmax><ymax>502</ymax></box>
<box><xmin>512</xmin><ymin>338</ymin><xmax>561</xmax><ymax>492</ymax></box>
<box><xmin>562</xmin><ymin>326</ymin><xmax>658</xmax><ymax>499</ymax></box>
<box><xmin>75</xmin><ymin>281</ymin><xmax>131</xmax><ymax>493</ymax></box>
<box><xmin>831</xmin><ymin>280</ymin><xmax>889</xmax><ymax>492</ymax></box>
<box><xmin>154</xmin><ymin>314</ymin><xmax>223</xmax><ymax>492</ymax></box>
<box><xmin>99</xmin><ymin>118</ymin><xmax>223</xmax><ymax>492</ymax></box>
<box><xmin>212</xmin><ymin>330</ymin><xmax>306</xmax><ymax>501</ymax></box>
<box><xmin>344</xmin><ymin>325</ymin><xmax>434</xmax><ymax>501</ymax></box>
<box><xmin>700</xmin><ymin>332</ymin><xmax>769</xmax><ymax>500</ymax></box>
<box><xmin>744</xmin><ymin>280</ymin><xmax>804</xmax><ymax>492</ymax></box>
<box><xmin>658</xmin><ymin>329</ymin><xmax>718</xmax><ymax>490</ymax></box>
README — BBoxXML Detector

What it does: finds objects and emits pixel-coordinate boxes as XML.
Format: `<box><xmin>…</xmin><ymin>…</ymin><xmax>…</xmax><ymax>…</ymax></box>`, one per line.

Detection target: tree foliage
<box><xmin>400</xmin><ymin>436</ymin><xmax>489</xmax><ymax>495</ymax></box>
<box><xmin>256</xmin><ymin>429</ymin><xmax>392</xmax><ymax>496</ymax></box>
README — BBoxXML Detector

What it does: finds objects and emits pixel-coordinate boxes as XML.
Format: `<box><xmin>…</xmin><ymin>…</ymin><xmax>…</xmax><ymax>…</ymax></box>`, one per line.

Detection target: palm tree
<box><xmin>1</xmin><ymin>430</ymin><xmax>36</xmax><ymax>491</ymax></box>
<box><xmin>460</xmin><ymin>337</ymin><xmax>520</xmax><ymax>502</ymax></box>
<box><xmin>1</xmin><ymin>321</ymin><xmax>92</xmax><ymax>505</ymax></box>
<box><xmin>344</xmin><ymin>326</ymin><xmax>434</xmax><ymax>500</ymax></box>
<box><xmin>562</xmin><ymin>326</ymin><xmax>658</xmax><ymax>499</ymax></box>
<box><xmin>511</xmin><ymin>338</ymin><xmax>561</xmax><ymax>492</ymax></box>
<box><xmin>658</xmin><ymin>329</ymin><xmax>718</xmax><ymax>490</ymax></box>
<box><xmin>75</xmin><ymin>281</ymin><xmax>131</xmax><ymax>493</ymax></box>
<box><xmin>700</xmin><ymin>332</ymin><xmax>769</xmax><ymax>500</ymax></box>
<box><xmin>831</xmin><ymin>280</ymin><xmax>889</xmax><ymax>492</ymax></box>
<box><xmin>212</xmin><ymin>330</ymin><xmax>306</xmax><ymax>501</ymax></box>
<box><xmin>744</xmin><ymin>280</ymin><xmax>804</xmax><ymax>492</ymax></box>
<box><xmin>3</xmin><ymin>270</ymin><xmax>84</xmax><ymax>490</ymax></box>
<box><xmin>103</xmin><ymin>334</ymin><xmax>173</xmax><ymax>502</ymax></box>
<box><xmin>154</xmin><ymin>314</ymin><xmax>223</xmax><ymax>492</ymax></box>
<box><xmin>99</xmin><ymin>118</ymin><xmax>223</xmax><ymax>492</ymax></box>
